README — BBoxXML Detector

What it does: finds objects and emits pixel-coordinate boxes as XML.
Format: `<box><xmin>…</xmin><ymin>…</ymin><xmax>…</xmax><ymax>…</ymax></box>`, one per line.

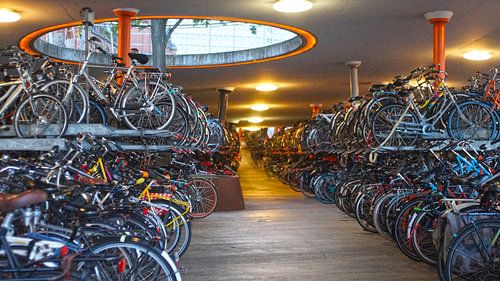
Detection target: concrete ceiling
<box><xmin>1</xmin><ymin>0</ymin><xmax>500</xmax><ymax>127</ymax></box>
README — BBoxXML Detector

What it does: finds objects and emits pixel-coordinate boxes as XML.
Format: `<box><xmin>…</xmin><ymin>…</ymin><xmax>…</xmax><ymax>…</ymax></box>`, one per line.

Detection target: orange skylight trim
<box><xmin>18</xmin><ymin>15</ymin><xmax>317</xmax><ymax>69</ymax></box>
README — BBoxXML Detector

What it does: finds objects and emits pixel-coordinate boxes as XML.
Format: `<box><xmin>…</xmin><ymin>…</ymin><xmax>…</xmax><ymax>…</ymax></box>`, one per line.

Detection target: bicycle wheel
<box><xmin>300</xmin><ymin>171</ymin><xmax>316</xmax><ymax>198</ymax></box>
<box><xmin>411</xmin><ymin>211</ymin><xmax>439</xmax><ymax>266</ymax></box>
<box><xmin>373</xmin><ymin>193</ymin><xmax>396</xmax><ymax>240</ymax></box>
<box><xmin>88</xmin><ymin>99</ymin><xmax>107</xmax><ymax>126</ymax></box>
<box><xmin>394</xmin><ymin>198</ymin><xmax>425</xmax><ymax>261</ymax></box>
<box><xmin>14</xmin><ymin>94</ymin><xmax>68</xmax><ymax>138</ymax></box>
<box><xmin>207</xmin><ymin>119</ymin><xmax>225</xmax><ymax>151</ymax></box>
<box><xmin>185</xmin><ymin>178</ymin><xmax>218</xmax><ymax>218</ymax></box>
<box><xmin>354</xmin><ymin>192</ymin><xmax>377</xmax><ymax>233</ymax></box>
<box><xmin>447</xmin><ymin>101</ymin><xmax>498</xmax><ymax>140</ymax></box>
<box><xmin>78</xmin><ymin>238</ymin><xmax>180</xmax><ymax>281</ymax></box>
<box><xmin>150</xmin><ymin>199</ymin><xmax>192</xmax><ymax>258</ymax></box>
<box><xmin>313</xmin><ymin>174</ymin><xmax>336</xmax><ymax>204</ymax></box>
<box><xmin>445</xmin><ymin>219</ymin><xmax>500</xmax><ymax>281</ymax></box>
<box><xmin>120</xmin><ymin>81</ymin><xmax>176</xmax><ymax>130</ymax></box>
<box><xmin>40</xmin><ymin>79</ymin><xmax>88</xmax><ymax>123</ymax></box>
<box><xmin>371</xmin><ymin>103</ymin><xmax>419</xmax><ymax>147</ymax></box>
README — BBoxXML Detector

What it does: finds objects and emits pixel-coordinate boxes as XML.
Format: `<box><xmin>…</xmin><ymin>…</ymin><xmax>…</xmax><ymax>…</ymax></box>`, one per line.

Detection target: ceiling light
<box><xmin>251</xmin><ymin>104</ymin><xmax>270</xmax><ymax>111</ymax></box>
<box><xmin>463</xmin><ymin>50</ymin><xmax>492</xmax><ymax>61</ymax></box>
<box><xmin>0</xmin><ymin>9</ymin><xmax>21</xmax><ymax>23</ymax></box>
<box><xmin>243</xmin><ymin>126</ymin><xmax>261</xmax><ymax>132</ymax></box>
<box><xmin>273</xmin><ymin>0</ymin><xmax>313</xmax><ymax>13</ymax></box>
<box><xmin>256</xmin><ymin>83</ymin><xmax>278</xmax><ymax>92</ymax></box>
<box><xmin>248</xmin><ymin>117</ymin><xmax>264</xmax><ymax>124</ymax></box>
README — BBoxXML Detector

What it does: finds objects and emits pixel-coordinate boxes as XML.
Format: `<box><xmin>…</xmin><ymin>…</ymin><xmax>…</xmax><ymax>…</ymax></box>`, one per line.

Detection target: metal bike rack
<box><xmin>0</xmin><ymin>124</ymin><xmax>177</xmax><ymax>138</ymax></box>
<box><xmin>305</xmin><ymin>140</ymin><xmax>499</xmax><ymax>155</ymax></box>
<box><xmin>0</xmin><ymin>124</ymin><xmax>198</xmax><ymax>151</ymax></box>
<box><xmin>378</xmin><ymin>141</ymin><xmax>499</xmax><ymax>152</ymax></box>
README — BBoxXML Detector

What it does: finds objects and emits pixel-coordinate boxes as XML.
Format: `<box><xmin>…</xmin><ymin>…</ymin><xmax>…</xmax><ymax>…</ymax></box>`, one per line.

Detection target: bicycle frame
<box><xmin>396</xmin><ymin>81</ymin><xmax>462</xmax><ymax>136</ymax></box>
<box><xmin>65</xmin><ymin>48</ymin><xmax>143</xmax><ymax>120</ymax></box>
<box><xmin>482</xmin><ymin>66</ymin><xmax>500</xmax><ymax>111</ymax></box>
<box><xmin>0</xmin><ymin>82</ymin><xmax>24</xmax><ymax>118</ymax></box>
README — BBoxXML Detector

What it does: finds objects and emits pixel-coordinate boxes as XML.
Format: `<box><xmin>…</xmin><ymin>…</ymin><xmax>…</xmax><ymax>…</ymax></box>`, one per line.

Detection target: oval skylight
<box><xmin>21</xmin><ymin>17</ymin><xmax>316</xmax><ymax>68</ymax></box>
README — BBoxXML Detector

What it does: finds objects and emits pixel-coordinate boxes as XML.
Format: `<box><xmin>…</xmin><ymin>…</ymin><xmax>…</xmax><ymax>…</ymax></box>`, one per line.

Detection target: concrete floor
<box><xmin>181</xmin><ymin>150</ymin><xmax>438</xmax><ymax>281</ymax></box>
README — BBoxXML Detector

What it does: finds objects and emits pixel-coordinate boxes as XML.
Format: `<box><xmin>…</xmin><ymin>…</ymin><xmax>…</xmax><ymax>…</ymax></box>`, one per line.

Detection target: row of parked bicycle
<box><xmin>0</xmin><ymin>37</ymin><xmax>231</xmax><ymax>151</ymax></box>
<box><xmin>0</xmin><ymin>36</ymin><xmax>243</xmax><ymax>280</ymax></box>
<box><xmin>266</xmin><ymin>64</ymin><xmax>499</xmax><ymax>156</ymax></box>
<box><xmin>257</xmin><ymin>64</ymin><xmax>500</xmax><ymax>281</ymax></box>
<box><xmin>262</xmin><ymin>138</ymin><xmax>498</xmax><ymax>280</ymax></box>
<box><xmin>0</xmin><ymin>131</ymin><xmax>242</xmax><ymax>280</ymax></box>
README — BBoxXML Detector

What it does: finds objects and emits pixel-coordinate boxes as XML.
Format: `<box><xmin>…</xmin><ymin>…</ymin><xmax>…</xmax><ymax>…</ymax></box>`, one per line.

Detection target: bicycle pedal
<box><xmin>180</xmin><ymin>266</ymin><xmax>188</xmax><ymax>273</ymax></box>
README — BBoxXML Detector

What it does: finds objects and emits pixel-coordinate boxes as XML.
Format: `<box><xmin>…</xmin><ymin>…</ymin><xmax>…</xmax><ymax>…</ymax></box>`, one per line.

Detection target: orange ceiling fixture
<box><xmin>18</xmin><ymin>15</ymin><xmax>317</xmax><ymax>69</ymax></box>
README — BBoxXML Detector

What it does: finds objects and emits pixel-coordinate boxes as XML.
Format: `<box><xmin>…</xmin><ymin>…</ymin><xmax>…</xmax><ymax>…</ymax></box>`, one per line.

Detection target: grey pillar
<box><xmin>217</xmin><ymin>87</ymin><xmax>235</xmax><ymax>123</ymax></box>
<box><xmin>345</xmin><ymin>61</ymin><xmax>362</xmax><ymax>98</ymax></box>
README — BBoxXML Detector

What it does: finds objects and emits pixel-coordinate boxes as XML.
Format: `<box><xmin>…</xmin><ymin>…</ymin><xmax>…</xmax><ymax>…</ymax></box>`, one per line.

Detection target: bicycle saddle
<box><xmin>0</xmin><ymin>189</ymin><xmax>47</xmax><ymax>213</ymax></box>
<box><xmin>128</xmin><ymin>53</ymin><xmax>149</xmax><ymax>65</ymax></box>
<box><xmin>397</xmin><ymin>91</ymin><xmax>411</xmax><ymax>97</ymax></box>
<box><xmin>369</xmin><ymin>84</ymin><xmax>387</xmax><ymax>92</ymax></box>
<box><xmin>143</xmin><ymin>67</ymin><xmax>161</xmax><ymax>73</ymax></box>
<box><xmin>450</xmin><ymin>173</ymin><xmax>475</xmax><ymax>185</ymax></box>
<box><xmin>393</xmin><ymin>78</ymin><xmax>409</xmax><ymax>86</ymax></box>
<box><xmin>348</xmin><ymin>96</ymin><xmax>363</xmax><ymax>102</ymax></box>
<box><xmin>463</xmin><ymin>174</ymin><xmax>491</xmax><ymax>189</ymax></box>
<box><xmin>417</xmin><ymin>171</ymin><xmax>435</xmax><ymax>184</ymax></box>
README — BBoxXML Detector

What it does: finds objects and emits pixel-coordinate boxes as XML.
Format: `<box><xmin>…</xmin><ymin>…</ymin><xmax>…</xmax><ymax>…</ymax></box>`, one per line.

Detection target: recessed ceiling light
<box><xmin>243</xmin><ymin>126</ymin><xmax>262</xmax><ymax>132</ymax></box>
<box><xmin>251</xmin><ymin>104</ymin><xmax>270</xmax><ymax>111</ymax></box>
<box><xmin>256</xmin><ymin>83</ymin><xmax>278</xmax><ymax>92</ymax></box>
<box><xmin>248</xmin><ymin>117</ymin><xmax>264</xmax><ymax>124</ymax></box>
<box><xmin>463</xmin><ymin>50</ymin><xmax>492</xmax><ymax>61</ymax></box>
<box><xmin>273</xmin><ymin>0</ymin><xmax>313</xmax><ymax>13</ymax></box>
<box><xmin>0</xmin><ymin>8</ymin><xmax>21</xmax><ymax>23</ymax></box>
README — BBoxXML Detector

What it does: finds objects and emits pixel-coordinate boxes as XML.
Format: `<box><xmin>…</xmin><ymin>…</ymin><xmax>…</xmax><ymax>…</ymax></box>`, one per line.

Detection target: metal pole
<box><xmin>345</xmin><ymin>61</ymin><xmax>361</xmax><ymax>98</ymax></box>
<box><xmin>217</xmin><ymin>87</ymin><xmax>235</xmax><ymax>123</ymax></box>
<box><xmin>81</xmin><ymin>7</ymin><xmax>94</xmax><ymax>123</ymax></box>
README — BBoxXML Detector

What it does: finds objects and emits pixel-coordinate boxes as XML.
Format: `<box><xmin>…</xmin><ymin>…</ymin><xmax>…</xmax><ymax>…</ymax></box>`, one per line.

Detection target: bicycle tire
<box><xmin>14</xmin><ymin>94</ymin><xmax>68</xmax><ymax>138</ymax></box>
<box><xmin>444</xmin><ymin>219</ymin><xmax>500</xmax><ymax>281</ymax></box>
<box><xmin>78</xmin><ymin>238</ymin><xmax>180</xmax><ymax>281</ymax></box>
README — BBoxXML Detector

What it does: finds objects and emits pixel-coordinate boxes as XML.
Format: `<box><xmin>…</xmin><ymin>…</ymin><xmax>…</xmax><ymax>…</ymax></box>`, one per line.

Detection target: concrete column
<box><xmin>424</xmin><ymin>11</ymin><xmax>453</xmax><ymax>78</ymax></box>
<box><xmin>112</xmin><ymin>8</ymin><xmax>139</xmax><ymax>67</ymax></box>
<box><xmin>217</xmin><ymin>87</ymin><xmax>235</xmax><ymax>123</ymax></box>
<box><xmin>345</xmin><ymin>61</ymin><xmax>361</xmax><ymax>98</ymax></box>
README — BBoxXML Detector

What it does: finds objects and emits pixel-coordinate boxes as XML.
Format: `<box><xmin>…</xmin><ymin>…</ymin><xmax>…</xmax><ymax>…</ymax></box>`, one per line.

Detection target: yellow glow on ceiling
<box><xmin>248</xmin><ymin>117</ymin><xmax>264</xmax><ymax>123</ymax></box>
<box><xmin>0</xmin><ymin>8</ymin><xmax>21</xmax><ymax>23</ymax></box>
<box><xmin>242</xmin><ymin>126</ymin><xmax>262</xmax><ymax>132</ymax></box>
<box><xmin>273</xmin><ymin>0</ymin><xmax>314</xmax><ymax>13</ymax></box>
<box><xmin>463</xmin><ymin>50</ymin><xmax>492</xmax><ymax>61</ymax></box>
<box><xmin>256</xmin><ymin>83</ymin><xmax>279</xmax><ymax>92</ymax></box>
<box><xmin>251</xmin><ymin>104</ymin><xmax>270</xmax><ymax>111</ymax></box>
